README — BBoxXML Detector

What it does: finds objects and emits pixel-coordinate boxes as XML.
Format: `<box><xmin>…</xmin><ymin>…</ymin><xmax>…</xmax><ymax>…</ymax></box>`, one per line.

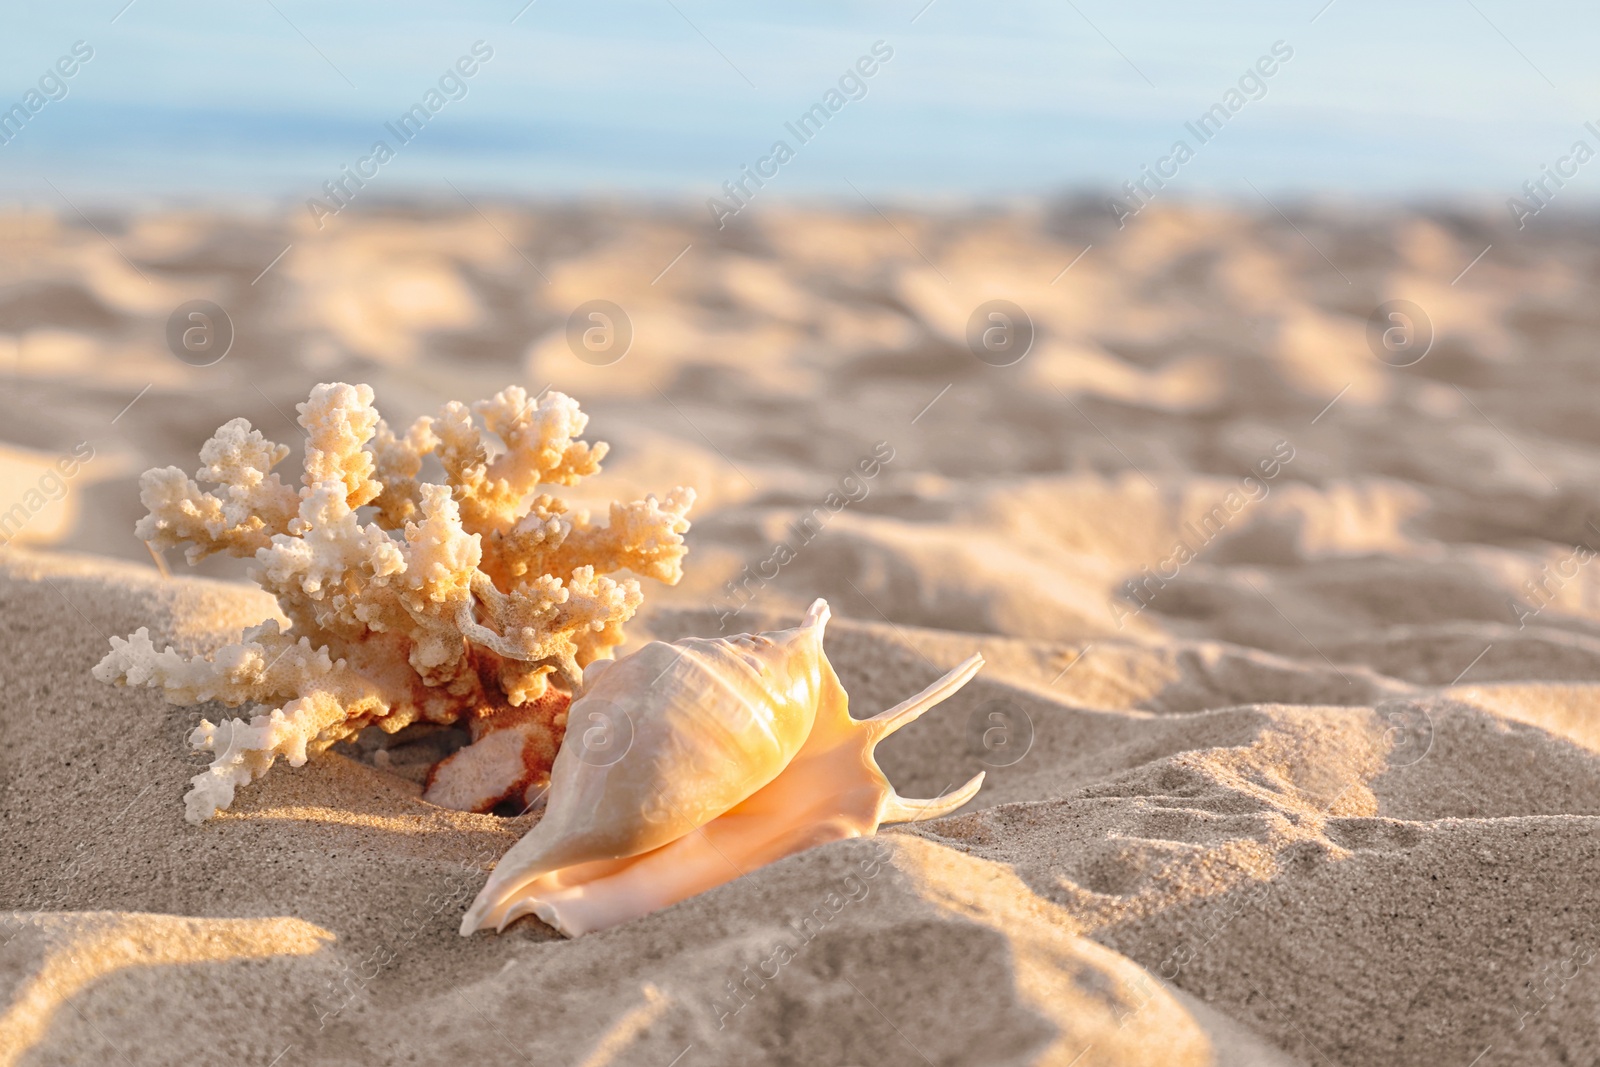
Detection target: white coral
<box><xmin>135</xmin><ymin>419</ymin><xmax>300</xmax><ymax>562</ymax></box>
<box><xmin>95</xmin><ymin>383</ymin><xmax>694</xmax><ymax>822</ymax></box>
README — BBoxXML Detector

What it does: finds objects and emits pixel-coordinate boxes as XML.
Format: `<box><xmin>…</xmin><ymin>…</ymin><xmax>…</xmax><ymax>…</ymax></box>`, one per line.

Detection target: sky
<box><xmin>1</xmin><ymin>0</ymin><xmax>1598</xmax><ymax>211</ymax></box>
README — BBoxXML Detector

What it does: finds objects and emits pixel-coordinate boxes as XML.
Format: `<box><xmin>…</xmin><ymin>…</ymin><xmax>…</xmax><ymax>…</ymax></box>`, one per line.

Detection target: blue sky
<box><xmin>2</xmin><ymin>0</ymin><xmax>1597</xmax><ymax>208</ymax></box>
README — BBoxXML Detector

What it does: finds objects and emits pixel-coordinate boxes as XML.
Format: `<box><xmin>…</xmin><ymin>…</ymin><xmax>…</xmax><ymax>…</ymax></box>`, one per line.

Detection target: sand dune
<box><xmin>2</xmin><ymin>200</ymin><xmax>1598</xmax><ymax>1065</ymax></box>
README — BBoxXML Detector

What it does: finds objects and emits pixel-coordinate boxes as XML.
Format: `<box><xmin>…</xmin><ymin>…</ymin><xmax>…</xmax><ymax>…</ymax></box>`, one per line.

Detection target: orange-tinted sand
<box><xmin>2</xmin><ymin>200</ymin><xmax>1597</xmax><ymax>1065</ymax></box>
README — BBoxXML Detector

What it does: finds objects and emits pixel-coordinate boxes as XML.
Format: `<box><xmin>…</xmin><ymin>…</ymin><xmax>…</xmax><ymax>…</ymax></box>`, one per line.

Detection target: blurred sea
<box><xmin>2</xmin><ymin>0</ymin><xmax>1598</xmax><ymax>212</ymax></box>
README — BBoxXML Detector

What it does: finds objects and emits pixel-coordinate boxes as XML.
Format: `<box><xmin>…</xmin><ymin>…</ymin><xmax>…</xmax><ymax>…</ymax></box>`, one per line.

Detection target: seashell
<box><xmin>421</xmin><ymin>687</ymin><xmax>571</xmax><ymax>814</ymax></box>
<box><xmin>460</xmin><ymin>599</ymin><xmax>985</xmax><ymax>937</ymax></box>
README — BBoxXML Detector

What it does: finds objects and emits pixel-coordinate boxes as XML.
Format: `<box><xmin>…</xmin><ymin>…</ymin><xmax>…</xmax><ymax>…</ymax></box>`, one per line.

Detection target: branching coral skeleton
<box><xmin>94</xmin><ymin>383</ymin><xmax>693</xmax><ymax>823</ymax></box>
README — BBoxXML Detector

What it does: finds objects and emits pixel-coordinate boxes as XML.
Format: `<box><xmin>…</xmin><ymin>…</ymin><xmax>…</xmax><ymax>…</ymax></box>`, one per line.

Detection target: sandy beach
<box><xmin>3</xmin><ymin>198</ymin><xmax>1598</xmax><ymax>1066</ymax></box>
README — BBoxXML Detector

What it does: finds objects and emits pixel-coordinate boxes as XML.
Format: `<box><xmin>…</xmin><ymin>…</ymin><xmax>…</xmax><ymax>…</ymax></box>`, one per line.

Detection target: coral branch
<box><xmin>540</xmin><ymin>488</ymin><xmax>697</xmax><ymax>585</ymax></box>
<box><xmin>368</xmin><ymin>415</ymin><xmax>436</xmax><ymax>528</ymax></box>
<box><xmin>92</xmin><ymin>621</ymin><xmax>329</xmax><ymax>709</ymax></box>
<box><xmin>134</xmin><ymin>419</ymin><xmax>299</xmax><ymax>562</ymax></box>
<box><xmin>186</xmin><ymin>676</ymin><xmax>388</xmax><ymax>824</ymax></box>
<box><xmin>298</xmin><ymin>382</ymin><xmax>384</xmax><ymax>508</ymax></box>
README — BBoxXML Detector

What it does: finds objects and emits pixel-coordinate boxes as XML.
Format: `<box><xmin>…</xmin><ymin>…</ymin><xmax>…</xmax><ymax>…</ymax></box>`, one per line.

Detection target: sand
<box><xmin>2</xmin><ymin>198</ymin><xmax>1598</xmax><ymax>1065</ymax></box>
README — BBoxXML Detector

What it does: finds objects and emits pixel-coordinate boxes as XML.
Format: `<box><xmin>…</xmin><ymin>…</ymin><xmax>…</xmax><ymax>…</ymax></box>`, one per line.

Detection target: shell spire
<box><xmin>461</xmin><ymin>600</ymin><xmax>986</xmax><ymax>937</ymax></box>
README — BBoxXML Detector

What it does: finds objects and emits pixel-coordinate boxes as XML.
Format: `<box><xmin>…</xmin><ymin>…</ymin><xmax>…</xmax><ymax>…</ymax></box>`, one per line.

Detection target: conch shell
<box><xmin>460</xmin><ymin>600</ymin><xmax>985</xmax><ymax>937</ymax></box>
